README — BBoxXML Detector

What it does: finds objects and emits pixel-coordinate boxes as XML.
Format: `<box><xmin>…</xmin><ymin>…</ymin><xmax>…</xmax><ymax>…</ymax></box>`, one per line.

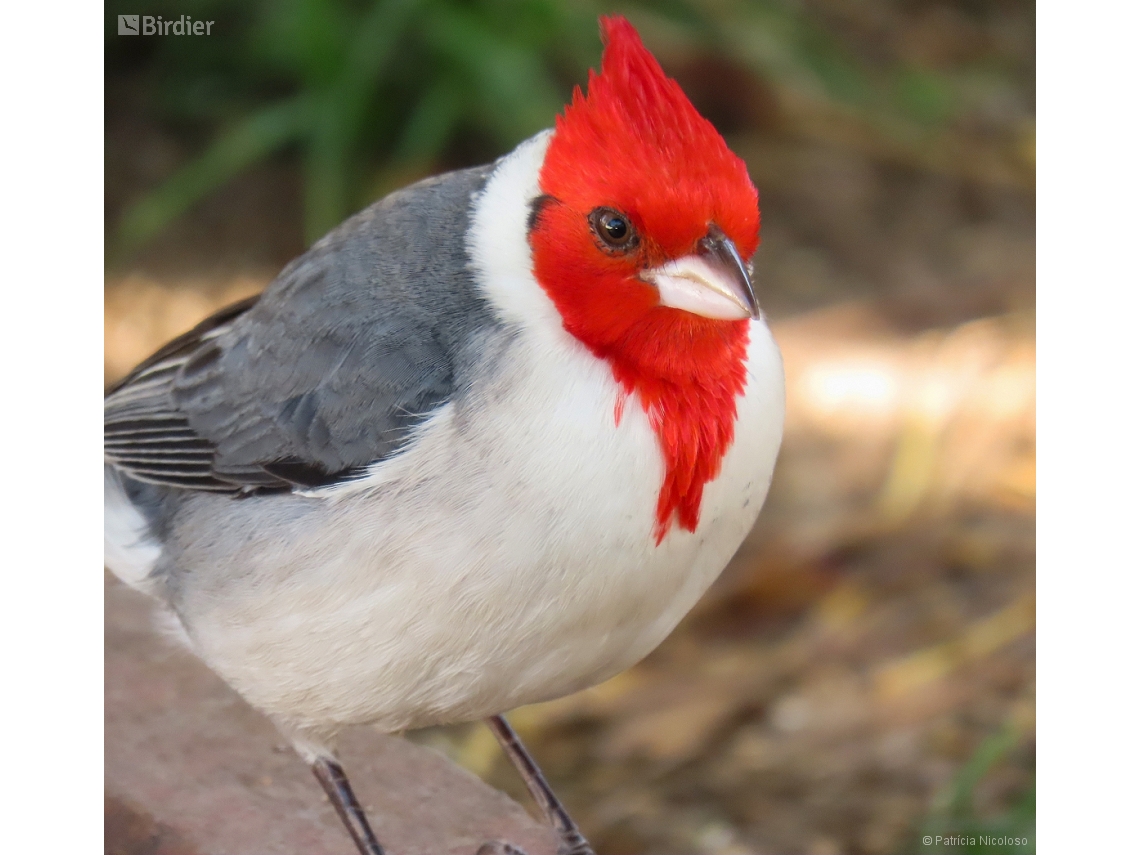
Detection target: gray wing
<box><xmin>104</xmin><ymin>163</ymin><xmax>500</xmax><ymax>493</ymax></box>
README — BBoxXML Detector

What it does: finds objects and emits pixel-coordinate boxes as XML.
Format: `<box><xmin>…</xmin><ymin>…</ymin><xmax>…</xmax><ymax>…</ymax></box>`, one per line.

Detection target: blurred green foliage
<box><xmin>908</xmin><ymin>726</ymin><xmax>1036</xmax><ymax>854</ymax></box>
<box><xmin>109</xmin><ymin>0</ymin><xmax>600</xmax><ymax>250</ymax></box>
<box><xmin>107</xmin><ymin>0</ymin><xmax>1020</xmax><ymax>255</ymax></box>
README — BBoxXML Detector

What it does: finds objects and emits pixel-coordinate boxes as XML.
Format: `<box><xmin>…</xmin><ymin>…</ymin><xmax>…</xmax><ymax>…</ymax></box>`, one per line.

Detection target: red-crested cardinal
<box><xmin>105</xmin><ymin>16</ymin><xmax>784</xmax><ymax>855</ymax></box>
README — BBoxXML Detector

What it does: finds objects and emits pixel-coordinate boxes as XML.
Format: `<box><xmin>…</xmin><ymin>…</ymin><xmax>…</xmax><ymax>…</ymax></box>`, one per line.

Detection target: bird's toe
<box><xmin>475</xmin><ymin>842</ymin><xmax>530</xmax><ymax>855</ymax></box>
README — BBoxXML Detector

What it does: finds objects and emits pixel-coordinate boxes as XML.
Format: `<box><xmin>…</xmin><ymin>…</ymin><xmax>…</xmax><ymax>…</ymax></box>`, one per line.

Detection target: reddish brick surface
<box><xmin>105</xmin><ymin>575</ymin><xmax>558</xmax><ymax>855</ymax></box>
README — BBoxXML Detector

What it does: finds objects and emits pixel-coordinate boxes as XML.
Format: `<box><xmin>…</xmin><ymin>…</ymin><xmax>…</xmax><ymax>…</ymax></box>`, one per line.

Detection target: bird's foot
<box><xmin>556</xmin><ymin>839</ymin><xmax>592</xmax><ymax>855</ymax></box>
<box><xmin>475</xmin><ymin>836</ymin><xmax>594</xmax><ymax>855</ymax></box>
<box><xmin>554</xmin><ymin>831</ymin><xmax>596</xmax><ymax>855</ymax></box>
<box><xmin>476</xmin><ymin>843</ymin><xmax>530</xmax><ymax>855</ymax></box>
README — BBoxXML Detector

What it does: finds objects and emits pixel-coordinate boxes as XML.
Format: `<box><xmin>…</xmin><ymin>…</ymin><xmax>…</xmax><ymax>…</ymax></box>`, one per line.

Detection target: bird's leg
<box><xmin>486</xmin><ymin>715</ymin><xmax>596</xmax><ymax>855</ymax></box>
<box><xmin>312</xmin><ymin>754</ymin><xmax>530</xmax><ymax>855</ymax></box>
<box><xmin>311</xmin><ymin>757</ymin><xmax>385</xmax><ymax>855</ymax></box>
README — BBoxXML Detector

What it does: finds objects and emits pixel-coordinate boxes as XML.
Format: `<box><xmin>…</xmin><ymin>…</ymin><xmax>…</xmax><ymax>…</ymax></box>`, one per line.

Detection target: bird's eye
<box><xmin>588</xmin><ymin>208</ymin><xmax>638</xmax><ymax>252</ymax></box>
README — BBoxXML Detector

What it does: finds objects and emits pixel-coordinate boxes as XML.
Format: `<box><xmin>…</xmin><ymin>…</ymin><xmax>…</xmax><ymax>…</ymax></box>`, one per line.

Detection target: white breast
<box><xmin>169</xmin><ymin>133</ymin><xmax>786</xmax><ymax>735</ymax></box>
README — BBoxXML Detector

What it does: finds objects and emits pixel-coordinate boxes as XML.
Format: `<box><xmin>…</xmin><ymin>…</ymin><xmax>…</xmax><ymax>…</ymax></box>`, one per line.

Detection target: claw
<box><xmin>476</xmin><ymin>842</ymin><xmax>530</xmax><ymax>855</ymax></box>
<box><xmin>556</xmin><ymin>839</ymin><xmax>596</xmax><ymax>855</ymax></box>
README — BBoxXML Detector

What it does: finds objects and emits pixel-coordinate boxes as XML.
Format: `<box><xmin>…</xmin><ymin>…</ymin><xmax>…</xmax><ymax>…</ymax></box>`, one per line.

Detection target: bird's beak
<box><xmin>640</xmin><ymin>225</ymin><xmax>759</xmax><ymax>321</ymax></box>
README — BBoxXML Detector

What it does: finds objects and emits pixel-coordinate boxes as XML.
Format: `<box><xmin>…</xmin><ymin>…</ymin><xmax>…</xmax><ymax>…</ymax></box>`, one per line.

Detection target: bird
<box><xmin>104</xmin><ymin>15</ymin><xmax>784</xmax><ymax>855</ymax></box>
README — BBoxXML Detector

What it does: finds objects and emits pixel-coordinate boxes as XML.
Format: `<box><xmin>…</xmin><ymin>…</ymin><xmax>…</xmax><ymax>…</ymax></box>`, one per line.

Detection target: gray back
<box><xmin>105</xmin><ymin>163</ymin><xmax>502</xmax><ymax>493</ymax></box>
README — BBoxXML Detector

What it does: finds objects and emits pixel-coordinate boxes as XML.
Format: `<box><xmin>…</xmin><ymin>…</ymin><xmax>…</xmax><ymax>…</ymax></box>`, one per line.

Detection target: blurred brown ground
<box><xmin>105</xmin><ymin>5</ymin><xmax>1034</xmax><ymax>853</ymax></box>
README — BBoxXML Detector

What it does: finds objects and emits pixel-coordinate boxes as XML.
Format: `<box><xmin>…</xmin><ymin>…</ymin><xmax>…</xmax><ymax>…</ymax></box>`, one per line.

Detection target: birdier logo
<box><xmin>117</xmin><ymin>14</ymin><xmax>214</xmax><ymax>36</ymax></box>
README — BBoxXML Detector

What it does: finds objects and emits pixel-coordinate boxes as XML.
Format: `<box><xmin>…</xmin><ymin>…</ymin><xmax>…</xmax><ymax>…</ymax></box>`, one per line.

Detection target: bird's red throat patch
<box><xmin>530</xmin><ymin>17</ymin><xmax>760</xmax><ymax>544</ymax></box>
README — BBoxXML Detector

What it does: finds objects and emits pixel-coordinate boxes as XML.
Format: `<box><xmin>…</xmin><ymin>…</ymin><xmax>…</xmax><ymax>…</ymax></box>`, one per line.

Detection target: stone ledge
<box><xmin>106</xmin><ymin>575</ymin><xmax>558</xmax><ymax>855</ymax></box>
